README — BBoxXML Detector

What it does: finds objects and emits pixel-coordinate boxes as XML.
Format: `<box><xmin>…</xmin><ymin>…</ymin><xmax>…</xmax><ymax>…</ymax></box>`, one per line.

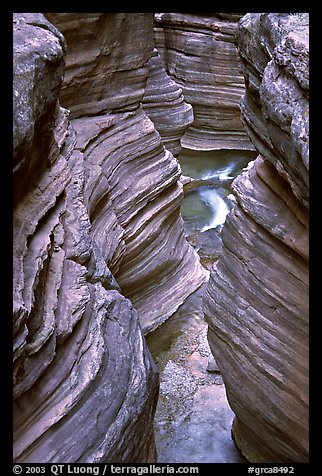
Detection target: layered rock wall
<box><xmin>203</xmin><ymin>13</ymin><xmax>309</xmax><ymax>462</ymax></box>
<box><xmin>46</xmin><ymin>13</ymin><xmax>208</xmax><ymax>334</ymax></box>
<box><xmin>13</xmin><ymin>13</ymin><xmax>159</xmax><ymax>463</ymax></box>
<box><xmin>154</xmin><ymin>13</ymin><xmax>255</xmax><ymax>151</ymax></box>
<box><xmin>142</xmin><ymin>48</ymin><xmax>194</xmax><ymax>157</ymax></box>
<box><xmin>13</xmin><ymin>12</ymin><xmax>207</xmax><ymax>463</ymax></box>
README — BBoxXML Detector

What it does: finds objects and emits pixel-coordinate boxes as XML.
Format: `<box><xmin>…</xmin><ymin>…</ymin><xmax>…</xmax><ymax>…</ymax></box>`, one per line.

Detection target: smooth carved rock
<box><xmin>13</xmin><ymin>13</ymin><xmax>158</xmax><ymax>463</ymax></box>
<box><xmin>154</xmin><ymin>13</ymin><xmax>255</xmax><ymax>151</ymax></box>
<box><xmin>47</xmin><ymin>13</ymin><xmax>208</xmax><ymax>335</ymax></box>
<box><xmin>14</xmin><ymin>11</ymin><xmax>210</xmax><ymax>463</ymax></box>
<box><xmin>72</xmin><ymin>110</ymin><xmax>208</xmax><ymax>334</ymax></box>
<box><xmin>203</xmin><ymin>13</ymin><xmax>309</xmax><ymax>463</ymax></box>
<box><xmin>142</xmin><ymin>48</ymin><xmax>194</xmax><ymax>157</ymax></box>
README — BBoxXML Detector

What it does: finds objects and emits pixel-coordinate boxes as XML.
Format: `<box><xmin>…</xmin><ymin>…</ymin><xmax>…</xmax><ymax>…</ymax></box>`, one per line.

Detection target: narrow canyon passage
<box><xmin>146</xmin><ymin>149</ymin><xmax>256</xmax><ymax>463</ymax></box>
<box><xmin>13</xmin><ymin>12</ymin><xmax>308</xmax><ymax>463</ymax></box>
<box><xmin>146</xmin><ymin>286</ymin><xmax>245</xmax><ymax>463</ymax></box>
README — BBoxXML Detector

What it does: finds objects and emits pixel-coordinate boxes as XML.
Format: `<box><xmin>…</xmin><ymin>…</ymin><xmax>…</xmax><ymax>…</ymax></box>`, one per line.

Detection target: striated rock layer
<box><xmin>14</xmin><ymin>11</ymin><xmax>209</xmax><ymax>463</ymax></box>
<box><xmin>203</xmin><ymin>13</ymin><xmax>309</xmax><ymax>462</ymax></box>
<box><xmin>13</xmin><ymin>13</ymin><xmax>159</xmax><ymax>463</ymax></box>
<box><xmin>46</xmin><ymin>12</ymin><xmax>208</xmax><ymax>334</ymax></box>
<box><xmin>142</xmin><ymin>48</ymin><xmax>194</xmax><ymax>157</ymax></box>
<box><xmin>154</xmin><ymin>13</ymin><xmax>255</xmax><ymax>151</ymax></box>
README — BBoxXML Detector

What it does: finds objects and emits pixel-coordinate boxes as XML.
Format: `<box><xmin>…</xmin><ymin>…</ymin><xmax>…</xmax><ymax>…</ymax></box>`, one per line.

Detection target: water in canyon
<box><xmin>146</xmin><ymin>148</ymin><xmax>257</xmax><ymax>463</ymax></box>
<box><xmin>180</xmin><ymin>148</ymin><xmax>257</xmax><ymax>269</ymax></box>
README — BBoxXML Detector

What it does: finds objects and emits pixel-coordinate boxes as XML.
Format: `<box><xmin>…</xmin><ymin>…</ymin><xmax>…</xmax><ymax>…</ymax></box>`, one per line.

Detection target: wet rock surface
<box><xmin>178</xmin><ymin>148</ymin><xmax>257</xmax><ymax>270</ymax></box>
<box><xmin>146</xmin><ymin>286</ymin><xmax>246</xmax><ymax>463</ymax></box>
<box><xmin>186</xmin><ymin>228</ymin><xmax>223</xmax><ymax>271</ymax></box>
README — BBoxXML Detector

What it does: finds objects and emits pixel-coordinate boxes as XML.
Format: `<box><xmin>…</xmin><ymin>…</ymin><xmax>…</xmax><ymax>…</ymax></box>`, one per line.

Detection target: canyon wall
<box><xmin>142</xmin><ymin>48</ymin><xmax>194</xmax><ymax>157</ymax></box>
<box><xmin>45</xmin><ymin>13</ymin><xmax>208</xmax><ymax>334</ymax></box>
<box><xmin>154</xmin><ymin>13</ymin><xmax>255</xmax><ymax>151</ymax></box>
<box><xmin>203</xmin><ymin>13</ymin><xmax>309</xmax><ymax>462</ymax></box>
<box><xmin>13</xmin><ymin>12</ymin><xmax>207</xmax><ymax>463</ymax></box>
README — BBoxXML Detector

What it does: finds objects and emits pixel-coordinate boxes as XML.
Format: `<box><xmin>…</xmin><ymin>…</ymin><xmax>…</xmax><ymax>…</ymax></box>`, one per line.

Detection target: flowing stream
<box><xmin>180</xmin><ymin>148</ymin><xmax>257</xmax><ymax>269</ymax></box>
<box><xmin>146</xmin><ymin>148</ymin><xmax>257</xmax><ymax>463</ymax></box>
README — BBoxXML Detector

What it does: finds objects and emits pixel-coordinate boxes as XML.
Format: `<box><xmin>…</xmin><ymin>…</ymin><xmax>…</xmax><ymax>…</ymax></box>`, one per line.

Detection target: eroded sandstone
<box><xmin>154</xmin><ymin>13</ymin><xmax>255</xmax><ymax>151</ymax></box>
<box><xmin>13</xmin><ymin>13</ymin><xmax>159</xmax><ymax>463</ymax></box>
<box><xmin>142</xmin><ymin>48</ymin><xmax>194</xmax><ymax>157</ymax></box>
<box><xmin>46</xmin><ymin>13</ymin><xmax>208</xmax><ymax>334</ymax></box>
<box><xmin>14</xmin><ymin>12</ymin><xmax>208</xmax><ymax>463</ymax></box>
<box><xmin>203</xmin><ymin>13</ymin><xmax>309</xmax><ymax>462</ymax></box>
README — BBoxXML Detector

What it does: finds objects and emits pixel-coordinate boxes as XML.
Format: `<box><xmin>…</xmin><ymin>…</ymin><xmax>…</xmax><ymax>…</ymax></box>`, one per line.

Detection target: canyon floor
<box><xmin>146</xmin><ymin>284</ymin><xmax>247</xmax><ymax>463</ymax></box>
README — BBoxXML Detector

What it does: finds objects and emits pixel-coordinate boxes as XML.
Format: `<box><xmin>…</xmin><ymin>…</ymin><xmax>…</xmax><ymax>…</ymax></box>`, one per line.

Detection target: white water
<box><xmin>199</xmin><ymin>189</ymin><xmax>230</xmax><ymax>232</ymax></box>
<box><xmin>201</xmin><ymin>163</ymin><xmax>235</xmax><ymax>182</ymax></box>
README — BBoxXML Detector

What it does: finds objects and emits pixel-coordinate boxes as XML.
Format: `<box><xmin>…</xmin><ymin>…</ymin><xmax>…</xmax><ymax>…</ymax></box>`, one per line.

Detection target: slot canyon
<box><xmin>13</xmin><ymin>13</ymin><xmax>309</xmax><ymax>464</ymax></box>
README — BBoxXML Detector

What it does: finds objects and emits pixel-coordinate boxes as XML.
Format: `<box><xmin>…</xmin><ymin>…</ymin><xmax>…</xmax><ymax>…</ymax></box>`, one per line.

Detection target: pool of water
<box><xmin>179</xmin><ymin>149</ymin><xmax>257</xmax><ymax>268</ymax></box>
<box><xmin>146</xmin><ymin>148</ymin><xmax>257</xmax><ymax>463</ymax></box>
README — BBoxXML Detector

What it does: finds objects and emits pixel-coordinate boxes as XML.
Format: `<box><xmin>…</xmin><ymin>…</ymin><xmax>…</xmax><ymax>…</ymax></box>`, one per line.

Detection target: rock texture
<box><xmin>13</xmin><ymin>13</ymin><xmax>208</xmax><ymax>463</ymax></box>
<box><xmin>13</xmin><ymin>12</ymin><xmax>208</xmax><ymax>463</ymax></box>
<box><xmin>13</xmin><ymin>13</ymin><xmax>159</xmax><ymax>464</ymax></box>
<box><xmin>203</xmin><ymin>13</ymin><xmax>309</xmax><ymax>463</ymax></box>
<box><xmin>46</xmin><ymin>13</ymin><xmax>154</xmax><ymax>118</ymax></box>
<box><xmin>45</xmin><ymin>13</ymin><xmax>208</xmax><ymax>334</ymax></box>
<box><xmin>154</xmin><ymin>13</ymin><xmax>255</xmax><ymax>151</ymax></box>
<box><xmin>142</xmin><ymin>48</ymin><xmax>194</xmax><ymax>157</ymax></box>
